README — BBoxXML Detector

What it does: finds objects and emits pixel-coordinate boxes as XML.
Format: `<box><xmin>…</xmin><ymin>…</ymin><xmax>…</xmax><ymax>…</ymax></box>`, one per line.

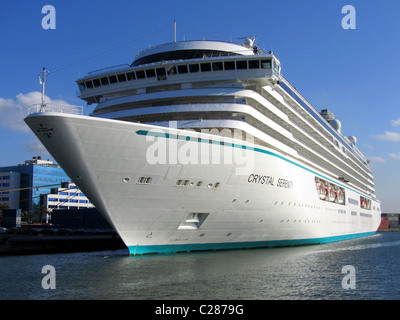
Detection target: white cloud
<box><xmin>391</xmin><ymin>118</ymin><xmax>400</xmax><ymax>127</ymax></box>
<box><xmin>0</xmin><ymin>91</ymin><xmax>78</xmax><ymax>132</ymax></box>
<box><xmin>25</xmin><ymin>139</ymin><xmax>50</xmax><ymax>156</ymax></box>
<box><xmin>389</xmin><ymin>153</ymin><xmax>400</xmax><ymax>160</ymax></box>
<box><xmin>368</xmin><ymin>156</ymin><xmax>386</xmax><ymax>163</ymax></box>
<box><xmin>375</xmin><ymin>131</ymin><xmax>400</xmax><ymax>142</ymax></box>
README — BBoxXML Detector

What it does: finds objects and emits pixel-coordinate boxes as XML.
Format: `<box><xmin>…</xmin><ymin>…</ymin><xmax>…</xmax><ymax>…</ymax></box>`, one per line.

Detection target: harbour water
<box><xmin>1</xmin><ymin>231</ymin><xmax>400</xmax><ymax>300</ymax></box>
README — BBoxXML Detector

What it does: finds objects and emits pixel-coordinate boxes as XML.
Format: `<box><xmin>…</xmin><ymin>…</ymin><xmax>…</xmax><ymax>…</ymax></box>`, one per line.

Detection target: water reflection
<box><xmin>1</xmin><ymin>233</ymin><xmax>400</xmax><ymax>299</ymax></box>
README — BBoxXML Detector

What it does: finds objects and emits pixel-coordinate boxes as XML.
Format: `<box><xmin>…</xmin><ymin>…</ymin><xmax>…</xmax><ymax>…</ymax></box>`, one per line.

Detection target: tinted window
<box><xmin>249</xmin><ymin>60</ymin><xmax>260</xmax><ymax>69</ymax></box>
<box><xmin>261</xmin><ymin>60</ymin><xmax>271</xmax><ymax>69</ymax></box>
<box><xmin>131</xmin><ymin>49</ymin><xmax>239</xmax><ymax>67</ymax></box>
<box><xmin>177</xmin><ymin>65</ymin><xmax>188</xmax><ymax>74</ymax></box>
<box><xmin>189</xmin><ymin>64</ymin><xmax>200</xmax><ymax>73</ymax></box>
<box><xmin>136</xmin><ymin>70</ymin><xmax>145</xmax><ymax>79</ymax></box>
<box><xmin>200</xmin><ymin>63</ymin><xmax>211</xmax><ymax>72</ymax></box>
<box><xmin>109</xmin><ymin>75</ymin><xmax>118</xmax><ymax>84</ymax></box>
<box><xmin>117</xmin><ymin>73</ymin><xmax>127</xmax><ymax>82</ymax></box>
<box><xmin>93</xmin><ymin>79</ymin><xmax>101</xmax><ymax>87</ymax></box>
<box><xmin>212</xmin><ymin>62</ymin><xmax>223</xmax><ymax>71</ymax></box>
<box><xmin>236</xmin><ymin>60</ymin><xmax>247</xmax><ymax>69</ymax></box>
<box><xmin>224</xmin><ymin>61</ymin><xmax>235</xmax><ymax>70</ymax></box>
<box><xmin>145</xmin><ymin>69</ymin><xmax>155</xmax><ymax>78</ymax></box>
<box><xmin>156</xmin><ymin>68</ymin><xmax>166</xmax><ymax>75</ymax></box>
<box><xmin>100</xmin><ymin>77</ymin><xmax>109</xmax><ymax>85</ymax></box>
<box><xmin>126</xmin><ymin>72</ymin><xmax>136</xmax><ymax>80</ymax></box>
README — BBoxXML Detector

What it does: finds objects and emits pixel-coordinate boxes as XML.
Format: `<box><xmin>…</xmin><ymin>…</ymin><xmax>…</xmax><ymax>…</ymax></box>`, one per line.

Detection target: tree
<box><xmin>21</xmin><ymin>210</ymin><xmax>33</xmax><ymax>224</ymax></box>
<box><xmin>0</xmin><ymin>203</ymin><xmax>10</xmax><ymax>224</ymax></box>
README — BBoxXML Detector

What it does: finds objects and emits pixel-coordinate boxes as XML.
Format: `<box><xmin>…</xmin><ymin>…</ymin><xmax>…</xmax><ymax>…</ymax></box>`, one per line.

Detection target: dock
<box><xmin>0</xmin><ymin>230</ymin><xmax>126</xmax><ymax>255</ymax></box>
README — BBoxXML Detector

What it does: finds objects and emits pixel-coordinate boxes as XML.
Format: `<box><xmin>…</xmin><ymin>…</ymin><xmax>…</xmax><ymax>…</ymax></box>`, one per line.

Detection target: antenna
<box><xmin>174</xmin><ymin>19</ymin><xmax>176</xmax><ymax>42</ymax></box>
<box><xmin>39</xmin><ymin>67</ymin><xmax>48</xmax><ymax>112</ymax></box>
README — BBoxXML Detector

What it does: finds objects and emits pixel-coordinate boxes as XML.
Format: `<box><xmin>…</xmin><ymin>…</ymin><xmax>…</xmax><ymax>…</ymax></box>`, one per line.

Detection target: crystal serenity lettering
<box><xmin>247</xmin><ymin>173</ymin><xmax>293</xmax><ymax>189</ymax></box>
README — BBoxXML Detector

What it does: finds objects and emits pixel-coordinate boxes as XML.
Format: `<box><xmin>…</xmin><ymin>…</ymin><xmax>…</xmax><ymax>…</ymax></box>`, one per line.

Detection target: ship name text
<box><xmin>248</xmin><ymin>173</ymin><xmax>293</xmax><ymax>189</ymax></box>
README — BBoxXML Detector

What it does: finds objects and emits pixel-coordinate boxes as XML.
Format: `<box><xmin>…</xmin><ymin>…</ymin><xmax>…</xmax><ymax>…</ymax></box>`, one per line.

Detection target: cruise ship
<box><xmin>25</xmin><ymin>36</ymin><xmax>381</xmax><ymax>255</ymax></box>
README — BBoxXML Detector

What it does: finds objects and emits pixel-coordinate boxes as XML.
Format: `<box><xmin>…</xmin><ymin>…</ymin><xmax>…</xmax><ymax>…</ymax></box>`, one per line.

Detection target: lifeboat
<box><xmin>337</xmin><ymin>189</ymin><xmax>345</xmax><ymax>204</ymax></box>
<box><xmin>317</xmin><ymin>183</ymin><xmax>327</xmax><ymax>200</ymax></box>
<box><xmin>328</xmin><ymin>186</ymin><xmax>337</xmax><ymax>202</ymax></box>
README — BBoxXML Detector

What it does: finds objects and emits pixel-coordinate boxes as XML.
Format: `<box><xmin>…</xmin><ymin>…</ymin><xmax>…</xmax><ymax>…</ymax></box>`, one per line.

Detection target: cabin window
<box><xmin>126</xmin><ymin>72</ymin><xmax>136</xmax><ymax>81</ymax></box>
<box><xmin>236</xmin><ymin>60</ymin><xmax>247</xmax><ymax>69</ymax></box>
<box><xmin>224</xmin><ymin>61</ymin><xmax>235</xmax><ymax>70</ymax></box>
<box><xmin>85</xmin><ymin>81</ymin><xmax>93</xmax><ymax>88</ymax></box>
<box><xmin>100</xmin><ymin>77</ymin><xmax>109</xmax><ymax>85</ymax></box>
<box><xmin>261</xmin><ymin>60</ymin><xmax>271</xmax><ymax>69</ymax></box>
<box><xmin>249</xmin><ymin>60</ymin><xmax>260</xmax><ymax>69</ymax></box>
<box><xmin>92</xmin><ymin>79</ymin><xmax>101</xmax><ymax>87</ymax></box>
<box><xmin>156</xmin><ymin>67</ymin><xmax>166</xmax><ymax>75</ymax></box>
<box><xmin>145</xmin><ymin>69</ymin><xmax>155</xmax><ymax>78</ymax></box>
<box><xmin>212</xmin><ymin>62</ymin><xmax>223</xmax><ymax>71</ymax></box>
<box><xmin>117</xmin><ymin>73</ymin><xmax>127</xmax><ymax>82</ymax></box>
<box><xmin>189</xmin><ymin>64</ymin><xmax>200</xmax><ymax>73</ymax></box>
<box><xmin>136</xmin><ymin>70</ymin><xmax>145</xmax><ymax>79</ymax></box>
<box><xmin>273</xmin><ymin>60</ymin><xmax>281</xmax><ymax>72</ymax></box>
<box><xmin>167</xmin><ymin>65</ymin><xmax>177</xmax><ymax>75</ymax></box>
<box><xmin>156</xmin><ymin>67</ymin><xmax>167</xmax><ymax>80</ymax></box>
<box><xmin>109</xmin><ymin>75</ymin><xmax>118</xmax><ymax>84</ymax></box>
<box><xmin>200</xmin><ymin>63</ymin><xmax>211</xmax><ymax>72</ymax></box>
<box><xmin>78</xmin><ymin>82</ymin><xmax>86</xmax><ymax>90</ymax></box>
<box><xmin>177</xmin><ymin>65</ymin><xmax>188</xmax><ymax>74</ymax></box>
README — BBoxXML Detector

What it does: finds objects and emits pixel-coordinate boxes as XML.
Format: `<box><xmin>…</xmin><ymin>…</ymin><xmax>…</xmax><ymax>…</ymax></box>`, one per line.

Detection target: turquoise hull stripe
<box><xmin>128</xmin><ymin>231</ymin><xmax>376</xmax><ymax>255</ymax></box>
<box><xmin>136</xmin><ymin>130</ymin><xmax>375</xmax><ymax>201</ymax></box>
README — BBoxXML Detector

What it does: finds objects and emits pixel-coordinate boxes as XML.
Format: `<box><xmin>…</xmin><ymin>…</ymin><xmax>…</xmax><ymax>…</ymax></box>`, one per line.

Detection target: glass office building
<box><xmin>0</xmin><ymin>157</ymin><xmax>70</xmax><ymax>212</ymax></box>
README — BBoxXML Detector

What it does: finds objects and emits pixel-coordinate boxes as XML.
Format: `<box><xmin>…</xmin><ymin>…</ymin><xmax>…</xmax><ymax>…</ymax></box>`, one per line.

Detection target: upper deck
<box><xmin>76</xmin><ymin>40</ymin><xmax>280</xmax><ymax>105</ymax></box>
<box><xmin>131</xmin><ymin>40</ymin><xmax>256</xmax><ymax>66</ymax></box>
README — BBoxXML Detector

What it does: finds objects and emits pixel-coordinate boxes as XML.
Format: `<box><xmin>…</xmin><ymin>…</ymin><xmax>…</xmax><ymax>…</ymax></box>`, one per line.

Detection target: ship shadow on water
<box><xmin>113</xmin><ymin>232</ymin><xmax>400</xmax><ymax>300</ymax></box>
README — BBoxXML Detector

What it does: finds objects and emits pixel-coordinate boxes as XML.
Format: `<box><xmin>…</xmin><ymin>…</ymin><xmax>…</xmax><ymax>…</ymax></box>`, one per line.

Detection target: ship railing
<box><xmin>87</xmin><ymin>64</ymin><xmax>130</xmax><ymax>76</ymax></box>
<box><xmin>28</xmin><ymin>103</ymin><xmax>83</xmax><ymax>116</ymax></box>
<box><xmin>279</xmin><ymin>75</ymin><xmax>368</xmax><ymax>165</ymax></box>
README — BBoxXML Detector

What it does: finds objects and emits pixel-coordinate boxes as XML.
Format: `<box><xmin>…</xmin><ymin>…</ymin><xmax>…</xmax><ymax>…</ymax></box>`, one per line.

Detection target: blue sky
<box><xmin>0</xmin><ymin>0</ymin><xmax>399</xmax><ymax>212</ymax></box>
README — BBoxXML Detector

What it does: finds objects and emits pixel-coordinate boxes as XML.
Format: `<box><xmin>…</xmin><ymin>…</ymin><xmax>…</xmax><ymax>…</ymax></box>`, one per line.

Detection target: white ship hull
<box><xmin>25</xmin><ymin>113</ymin><xmax>381</xmax><ymax>255</ymax></box>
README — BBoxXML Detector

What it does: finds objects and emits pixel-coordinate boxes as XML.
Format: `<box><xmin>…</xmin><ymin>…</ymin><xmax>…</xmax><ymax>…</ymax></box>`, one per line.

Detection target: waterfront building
<box><xmin>0</xmin><ymin>156</ymin><xmax>71</xmax><ymax>212</ymax></box>
<box><xmin>0</xmin><ymin>172</ymin><xmax>21</xmax><ymax>210</ymax></box>
<box><xmin>42</xmin><ymin>181</ymin><xmax>94</xmax><ymax>211</ymax></box>
<box><xmin>41</xmin><ymin>181</ymin><xmax>94</xmax><ymax>222</ymax></box>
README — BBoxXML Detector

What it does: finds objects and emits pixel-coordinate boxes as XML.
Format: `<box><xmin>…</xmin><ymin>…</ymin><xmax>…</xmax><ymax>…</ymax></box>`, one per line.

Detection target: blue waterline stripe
<box><xmin>135</xmin><ymin>129</ymin><xmax>374</xmax><ymax>200</ymax></box>
<box><xmin>128</xmin><ymin>231</ymin><xmax>376</xmax><ymax>255</ymax></box>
